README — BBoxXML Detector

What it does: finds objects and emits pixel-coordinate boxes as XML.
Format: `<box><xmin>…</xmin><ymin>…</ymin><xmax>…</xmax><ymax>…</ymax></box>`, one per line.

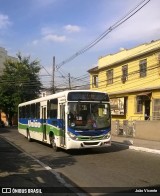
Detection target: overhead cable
<box><xmin>56</xmin><ymin>0</ymin><xmax>150</xmax><ymax>70</ymax></box>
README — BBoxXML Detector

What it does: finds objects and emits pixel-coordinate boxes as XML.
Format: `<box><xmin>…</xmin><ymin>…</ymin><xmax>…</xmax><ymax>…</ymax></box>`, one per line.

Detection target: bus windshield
<box><xmin>68</xmin><ymin>102</ymin><xmax>110</xmax><ymax>130</ymax></box>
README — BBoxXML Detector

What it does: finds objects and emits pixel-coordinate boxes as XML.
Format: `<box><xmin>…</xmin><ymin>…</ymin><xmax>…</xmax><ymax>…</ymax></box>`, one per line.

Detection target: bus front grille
<box><xmin>83</xmin><ymin>142</ymin><xmax>99</xmax><ymax>146</ymax></box>
<box><xmin>78</xmin><ymin>136</ymin><xmax>103</xmax><ymax>141</ymax></box>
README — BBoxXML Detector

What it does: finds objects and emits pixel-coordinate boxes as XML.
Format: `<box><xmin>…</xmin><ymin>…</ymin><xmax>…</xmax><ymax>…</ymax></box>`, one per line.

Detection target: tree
<box><xmin>0</xmin><ymin>53</ymin><xmax>42</xmax><ymax>124</ymax></box>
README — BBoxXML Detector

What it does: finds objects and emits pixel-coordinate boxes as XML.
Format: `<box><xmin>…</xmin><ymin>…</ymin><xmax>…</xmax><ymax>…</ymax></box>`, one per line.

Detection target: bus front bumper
<box><xmin>66</xmin><ymin>138</ymin><xmax>111</xmax><ymax>150</ymax></box>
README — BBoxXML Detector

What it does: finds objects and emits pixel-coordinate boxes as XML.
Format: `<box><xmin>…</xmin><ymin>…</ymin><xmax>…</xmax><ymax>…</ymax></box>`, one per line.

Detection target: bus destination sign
<box><xmin>68</xmin><ymin>92</ymin><xmax>109</xmax><ymax>101</ymax></box>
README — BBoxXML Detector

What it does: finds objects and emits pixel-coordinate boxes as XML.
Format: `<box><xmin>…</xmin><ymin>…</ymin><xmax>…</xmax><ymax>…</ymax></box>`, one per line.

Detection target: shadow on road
<box><xmin>64</xmin><ymin>143</ymin><xmax>129</xmax><ymax>156</ymax></box>
<box><xmin>0</xmin><ymin>137</ymin><xmax>82</xmax><ymax>195</ymax></box>
<box><xmin>0</xmin><ymin>127</ymin><xmax>12</xmax><ymax>134</ymax></box>
<box><xmin>1</xmin><ymin>127</ymin><xmax>129</xmax><ymax>157</ymax></box>
<box><xmin>19</xmin><ymin>137</ymin><xmax>129</xmax><ymax>157</ymax></box>
<box><xmin>38</xmin><ymin>153</ymin><xmax>77</xmax><ymax>169</ymax></box>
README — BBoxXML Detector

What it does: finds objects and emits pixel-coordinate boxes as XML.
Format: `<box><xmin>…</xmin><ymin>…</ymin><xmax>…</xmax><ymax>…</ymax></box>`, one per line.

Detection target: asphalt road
<box><xmin>1</xmin><ymin>127</ymin><xmax>160</xmax><ymax>195</ymax></box>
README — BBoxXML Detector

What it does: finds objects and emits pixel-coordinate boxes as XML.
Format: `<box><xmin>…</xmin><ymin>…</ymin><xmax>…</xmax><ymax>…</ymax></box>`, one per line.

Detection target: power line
<box><xmin>56</xmin><ymin>41</ymin><xmax>160</xmax><ymax>90</ymax></box>
<box><xmin>91</xmin><ymin>64</ymin><xmax>160</xmax><ymax>90</ymax></box>
<box><xmin>39</xmin><ymin>0</ymin><xmax>151</xmax><ymax>90</ymax></box>
<box><xmin>1</xmin><ymin>60</ymin><xmax>158</xmax><ymax>91</ymax></box>
<box><xmin>70</xmin><ymin>65</ymin><xmax>160</xmax><ymax>91</ymax></box>
<box><xmin>1</xmin><ymin>45</ymin><xmax>159</xmax><ymax>89</ymax></box>
<box><xmin>40</xmin><ymin>65</ymin><xmax>52</xmax><ymax>76</ymax></box>
<box><xmin>49</xmin><ymin>37</ymin><xmax>159</xmax><ymax>90</ymax></box>
<box><xmin>56</xmin><ymin>0</ymin><xmax>150</xmax><ymax>70</ymax></box>
<box><xmin>66</xmin><ymin>55</ymin><xmax>160</xmax><ymax>90</ymax></box>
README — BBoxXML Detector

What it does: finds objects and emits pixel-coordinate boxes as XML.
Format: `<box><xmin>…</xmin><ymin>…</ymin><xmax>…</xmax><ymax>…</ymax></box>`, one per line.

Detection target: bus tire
<box><xmin>50</xmin><ymin>136</ymin><xmax>59</xmax><ymax>152</ymax></box>
<box><xmin>27</xmin><ymin>129</ymin><xmax>32</xmax><ymax>142</ymax></box>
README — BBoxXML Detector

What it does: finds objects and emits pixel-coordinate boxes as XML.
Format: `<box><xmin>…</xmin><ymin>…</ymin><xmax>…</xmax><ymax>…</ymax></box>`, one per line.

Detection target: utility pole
<box><xmin>68</xmin><ymin>73</ymin><xmax>71</xmax><ymax>90</ymax></box>
<box><xmin>52</xmin><ymin>56</ymin><xmax>55</xmax><ymax>93</ymax></box>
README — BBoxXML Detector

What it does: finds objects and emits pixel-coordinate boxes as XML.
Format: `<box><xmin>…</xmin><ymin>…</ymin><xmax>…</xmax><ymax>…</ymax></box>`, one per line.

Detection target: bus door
<box><xmin>59</xmin><ymin>103</ymin><xmax>65</xmax><ymax>146</ymax></box>
<box><xmin>41</xmin><ymin>104</ymin><xmax>47</xmax><ymax>141</ymax></box>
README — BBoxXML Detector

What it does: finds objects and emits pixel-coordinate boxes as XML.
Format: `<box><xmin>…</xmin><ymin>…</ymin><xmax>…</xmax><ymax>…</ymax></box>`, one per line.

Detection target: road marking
<box><xmin>36</xmin><ymin>176</ymin><xmax>45</xmax><ymax>184</ymax></box>
<box><xmin>129</xmin><ymin>146</ymin><xmax>160</xmax><ymax>155</ymax></box>
<box><xmin>112</xmin><ymin>141</ymin><xmax>160</xmax><ymax>155</ymax></box>
<box><xmin>26</xmin><ymin>154</ymin><xmax>87</xmax><ymax>196</ymax></box>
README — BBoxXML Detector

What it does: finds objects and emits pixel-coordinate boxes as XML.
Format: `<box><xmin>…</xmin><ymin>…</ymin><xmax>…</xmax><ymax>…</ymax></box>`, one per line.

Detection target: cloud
<box><xmin>43</xmin><ymin>34</ymin><xmax>66</xmax><ymax>42</ymax></box>
<box><xmin>30</xmin><ymin>26</ymin><xmax>67</xmax><ymax>45</ymax></box>
<box><xmin>64</xmin><ymin>24</ymin><xmax>81</xmax><ymax>33</ymax></box>
<box><xmin>41</xmin><ymin>26</ymin><xmax>67</xmax><ymax>42</ymax></box>
<box><xmin>41</xmin><ymin>27</ymin><xmax>55</xmax><ymax>35</ymax></box>
<box><xmin>0</xmin><ymin>14</ymin><xmax>11</xmax><ymax>29</ymax></box>
<box><xmin>32</xmin><ymin>24</ymin><xmax>81</xmax><ymax>45</ymax></box>
<box><xmin>86</xmin><ymin>0</ymin><xmax>160</xmax><ymax>53</ymax></box>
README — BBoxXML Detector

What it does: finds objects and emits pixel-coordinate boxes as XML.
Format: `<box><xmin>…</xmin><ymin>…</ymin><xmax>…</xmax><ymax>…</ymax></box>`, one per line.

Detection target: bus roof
<box><xmin>18</xmin><ymin>90</ymin><xmax>109</xmax><ymax>107</ymax></box>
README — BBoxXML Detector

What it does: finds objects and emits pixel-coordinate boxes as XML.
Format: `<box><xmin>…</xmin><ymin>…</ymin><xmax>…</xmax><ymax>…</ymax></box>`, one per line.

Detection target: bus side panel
<box><xmin>18</xmin><ymin>118</ymin><xmax>43</xmax><ymax>141</ymax></box>
<box><xmin>46</xmin><ymin>118</ymin><xmax>64</xmax><ymax>147</ymax></box>
<box><xmin>18</xmin><ymin>118</ymin><xmax>28</xmax><ymax>137</ymax></box>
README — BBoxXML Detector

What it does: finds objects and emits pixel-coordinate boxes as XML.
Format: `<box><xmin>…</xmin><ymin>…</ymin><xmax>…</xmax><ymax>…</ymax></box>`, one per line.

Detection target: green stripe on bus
<box><xmin>18</xmin><ymin>123</ymin><xmax>63</xmax><ymax>136</ymax></box>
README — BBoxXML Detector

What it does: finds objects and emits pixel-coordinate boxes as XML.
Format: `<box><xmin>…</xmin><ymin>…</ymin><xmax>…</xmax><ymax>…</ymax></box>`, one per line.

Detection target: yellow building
<box><xmin>88</xmin><ymin>39</ymin><xmax>160</xmax><ymax>121</ymax></box>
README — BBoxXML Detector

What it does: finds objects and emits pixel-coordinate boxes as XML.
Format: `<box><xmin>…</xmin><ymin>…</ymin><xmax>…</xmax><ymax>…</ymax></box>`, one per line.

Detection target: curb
<box><xmin>112</xmin><ymin>141</ymin><xmax>160</xmax><ymax>155</ymax></box>
<box><xmin>129</xmin><ymin>145</ymin><xmax>160</xmax><ymax>155</ymax></box>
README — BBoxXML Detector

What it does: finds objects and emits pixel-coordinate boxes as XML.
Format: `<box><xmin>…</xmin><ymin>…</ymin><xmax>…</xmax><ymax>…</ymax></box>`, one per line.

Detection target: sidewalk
<box><xmin>112</xmin><ymin>135</ymin><xmax>160</xmax><ymax>155</ymax></box>
<box><xmin>0</xmin><ymin>135</ymin><xmax>81</xmax><ymax>196</ymax></box>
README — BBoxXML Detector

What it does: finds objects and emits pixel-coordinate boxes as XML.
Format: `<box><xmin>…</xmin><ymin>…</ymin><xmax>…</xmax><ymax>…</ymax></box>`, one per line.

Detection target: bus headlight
<box><xmin>103</xmin><ymin>132</ymin><xmax>111</xmax><ymax>139</ymax></box>
<box><xmin>67</xmin><ymin>131</ymin><xmax>78</xmax><ymax>140</ymax></box>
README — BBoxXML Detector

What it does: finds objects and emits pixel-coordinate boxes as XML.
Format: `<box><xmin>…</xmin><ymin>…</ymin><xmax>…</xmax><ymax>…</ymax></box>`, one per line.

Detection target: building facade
<box><xmin>0</xmin><ymin>47</ymin><xmax>17</xmax><ymax>75</ymax></box>
<box><xmin>88</xmin><ymin>40</ymin><xmax>160</xmax><ymax>122</ymax></box>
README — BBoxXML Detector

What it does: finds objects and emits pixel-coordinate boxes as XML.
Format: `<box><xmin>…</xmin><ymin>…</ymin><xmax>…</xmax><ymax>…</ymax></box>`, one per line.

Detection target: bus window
<box><xmin>35</xmin><ymin>102</ymin><xmax>40</xmax><ymax>119</ymax></box>
<box><xmin>26</xmin><ymin>105</ymin><xmax>30</xmax><ymax>118</ymax></box>
<box><xmin>19</xmin><ymin>107</ymin><xmax>23</xmax><ymax>118</ymax></box>
<box><xmin>68</xmin><ymin>102</ymin><xmax>110</xmax><ymax>130</ymax></box>
<box><xmin>19</xmin><ymin>106</ymin><xmax>25</xmax><ymax>118</ymax></box>
<box><xmin>47</xmin><ymin>99</ymin><xmax>58</xmax><ymax>118</ymax></box>
<box><xmin>30</xmin><ymin>104</ymin><xmax>36</xmax><ymax>118</ymax></box>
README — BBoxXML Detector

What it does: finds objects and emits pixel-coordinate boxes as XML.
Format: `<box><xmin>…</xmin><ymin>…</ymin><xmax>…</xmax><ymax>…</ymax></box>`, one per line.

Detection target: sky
<box><xmin>0</xmin><ymin>0</ymin><xmax>160</xmax><ymax>89</ymax></box>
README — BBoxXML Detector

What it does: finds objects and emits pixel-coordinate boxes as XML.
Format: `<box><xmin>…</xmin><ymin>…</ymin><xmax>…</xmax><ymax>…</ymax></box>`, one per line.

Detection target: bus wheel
<box><xmin>27</xmin><ymin>129</ymin><xmax>32</xmax><ymax>142</ymax></box>
<box><xmin>50</xmin><ymin>136</ymin><xmax>59</xmax><ymax>152</ymax></box>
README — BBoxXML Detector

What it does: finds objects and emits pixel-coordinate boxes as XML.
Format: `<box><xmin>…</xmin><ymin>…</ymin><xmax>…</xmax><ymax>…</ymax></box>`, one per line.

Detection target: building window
<box><xmin>107</xmin><ymin>69</ymin><xmax>113</xmax><ymax>85</ymax></box>
<box><xmin>125</xmin><ymin>97</ymin><xmax>128</xmax><ymax>114</ymax></box>
<box><xmin>136</xmin><ymin>96</ymin><xmax>143</xmax><ymax>113</ymax></box>
<box><xmin>139</xmin><ymin>59</ymin><xmax>147</xmax><ymax>77</ymax></box>
<box><xmin>92</xmin><ymin>75</ymin><xmax>98</xmax><ymax>88</ymax></box>
<box><xmin>121</xmin><ymin>65</ymin><xmax>128</xmax><ymax>83</ymax></box>
<box><xmin>153</xmin><ymin>99</ymin><xmax>160</xmax><ymax>120</ymax></box>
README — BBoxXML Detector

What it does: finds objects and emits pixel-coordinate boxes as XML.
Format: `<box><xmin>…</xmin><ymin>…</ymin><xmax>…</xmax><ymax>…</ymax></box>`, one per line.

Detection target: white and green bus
<box><xmin>18</xmin><ymin>90</ymin><xmax>111</xmax><ymax>151</ymax></box>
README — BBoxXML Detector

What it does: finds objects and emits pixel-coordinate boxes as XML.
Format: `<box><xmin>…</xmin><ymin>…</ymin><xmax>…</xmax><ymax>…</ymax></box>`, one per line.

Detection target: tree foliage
<box><xmin>0</xmin><ymin>53</ymin><xmax>42</xmax><ymax>120</ymax></box>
